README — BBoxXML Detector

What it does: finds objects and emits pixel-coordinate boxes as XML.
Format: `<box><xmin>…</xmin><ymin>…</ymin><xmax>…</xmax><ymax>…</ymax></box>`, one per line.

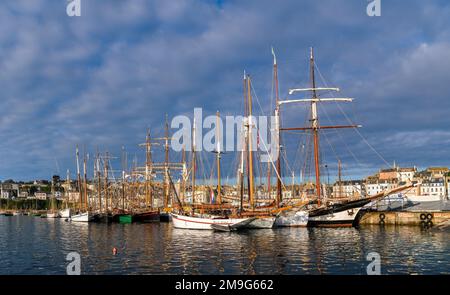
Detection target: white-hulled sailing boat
<box><xmin>171</xmin><ymin>212</ymin><xmax>255</xmax><ymax>230</ymax></box>
<box><xmin>59</xmin><ymin>169</ymin><xmax>72</xmax><ymax>219</ymax></box>
<box><xmin>46</xmin><ymin>178</ymin><xmax>60</xmax><ymax>218</ymax></box>
<box><xmin>70</xmin><ymin>146</ymin><xmax>94</xmax><ymax>222</ymax></box>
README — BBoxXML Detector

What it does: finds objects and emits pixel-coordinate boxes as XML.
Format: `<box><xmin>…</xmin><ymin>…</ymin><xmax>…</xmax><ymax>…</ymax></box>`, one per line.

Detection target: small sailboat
<box><xmin>132</xmin><ymin>210</ymin><xmax>160</xmax><ymax>222</ymax></box>
<box><xmin>70</xmin><ymin>146</ymin><xmax>94</xmax><ymax>222</ymax></box>
<box><xmin>59</xmin><ymin>208</ymin><xmax>71</xmax><ymax>219</ymax></box>
<box><xmin>246</xmin><ymin>216</ymin><xmax>277</xmax><ymax>229</ymax></box>
<box><xmin>60</xmin><ymin>170</ymin><xmax>72</xmax><ymax>219</ymax></box>
<box><xmin>46</xmin><ymin>179</ymin><xmax>60</xmax><ymax>218</ymax></box>
<box><xmin>71</xmin><ymin>211</ymin><xmax>93</xmax><ymax>222</ymax></box>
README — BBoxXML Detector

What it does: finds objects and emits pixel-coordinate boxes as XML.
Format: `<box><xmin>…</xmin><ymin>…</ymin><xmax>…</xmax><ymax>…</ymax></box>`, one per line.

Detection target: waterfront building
<box><xmin>419</xmin><ymin>178</ymin><xmax>446</xmax><ymax>198</ymax></box>
<box><xmin>35</xmin><ymin>193</ymin><xmax>48</xmax><ymax>200</ymax></box>
<box><xmin>0</xmin><ymin>182</ymin><xmax>19</xmax><ymax>199</ymax></box>
<box><xmin>398</xmin><ymin>167</ymin><xmax>417</xmax><ymax>182</ymax></box>
<box><xmin>426</xmin><ymin>167</ymin><xmax>449</xmax><ymax>178</ymax></box>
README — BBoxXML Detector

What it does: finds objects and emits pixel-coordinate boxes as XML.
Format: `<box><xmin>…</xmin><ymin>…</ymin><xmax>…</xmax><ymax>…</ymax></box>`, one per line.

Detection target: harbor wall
<box><xmin>359</xmin><ymin>210</ymin><xmax>450</xmax><ymax>225</ymax></box>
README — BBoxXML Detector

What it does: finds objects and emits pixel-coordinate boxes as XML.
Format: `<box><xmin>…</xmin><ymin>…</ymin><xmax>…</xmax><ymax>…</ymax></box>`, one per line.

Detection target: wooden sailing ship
<box><xmin>277</xmin><ymin>48</ymin><xmax>412</xmax><ymax>227</ymax></box>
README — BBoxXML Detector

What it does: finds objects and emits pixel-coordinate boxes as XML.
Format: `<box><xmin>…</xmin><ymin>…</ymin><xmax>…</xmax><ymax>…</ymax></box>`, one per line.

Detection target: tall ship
<box><xmin>276</xmin><ymin>48</ymin><xmax>411</xmax><ymax>227</ymax></box>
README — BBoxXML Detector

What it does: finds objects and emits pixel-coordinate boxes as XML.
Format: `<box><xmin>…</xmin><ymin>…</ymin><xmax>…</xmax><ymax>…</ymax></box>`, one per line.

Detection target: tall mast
<box><xmin>96</xmin><ymin>153</ymin><xmax>102</xmax><ymax>212</ymax></box>
<box><xmin>65</xmin><ymin>169</ymin><xmax>70</xmax><ymax>208</ymax></box>
<box><xmin>76</xmin><ymin>145</ymin><xmax>82</xmax><ymax>211</ymax></box>
<box><xmin>181</xmin><ymin>145</ymin><xmax>186</xmax><ymax>204</ymax></box>
<box><xmin>191</xmin><ymin>117</ymin><xmax>197</xmax><ymax>204</ymax></box>
<box><xmin>338</xmin><ymin>160</ymin><xmax>342</xmax><ymax>199</ymax></box>
<box><xmin>215</xmin><ymin>111</ymin><xmax>222</xmax><ymax>204</ymax></box>
<box><xmin>280</xmin><ymin>48</ymin><xmax>360</xmax><ymax>206</ymax></box>
<box><xmin>51</xmin><ymin>176</ymin><xmax>55</xmax><ymax>212</ymax></box>
<box><xmin>163</xmin><ymin>114</ymin><xmax>170</xmax><ymax>208</ymax></box>
<box><xmin>145</xmin><ymin>130</ymin><xmax>153</xmax><ymax>208</ymax></box>
<box><xmin>121</xmin><ymin>147</ymin><xmax>126</xmax><ymax>212</ymax></box>
<box><xmin>247</xmin><ymin>75</ymin><xmax>255</xmax><ymax>209</ymax></box>
<box><xmin>240</xmin><ymin>72</ymin><xmax>247</xmax><ymax>213</ymax></box>
<box><xmin>104</xmin><ymin>152</ymin><xmax>109</xmax><ymax>213</ymax></box>
<box><xmin>310</xmin><ymin>47</ymin><xmax>322</xmax><ymax>205</ymax></box>
<box><xmin>83</xmin><ymin>151</ymin><xmax>88</xmax><ymax>211</ymax></box>
<box><xmin>273</xmin><ymin>47</ymin><xmax>282</xmax><ymax>207</ymax></box>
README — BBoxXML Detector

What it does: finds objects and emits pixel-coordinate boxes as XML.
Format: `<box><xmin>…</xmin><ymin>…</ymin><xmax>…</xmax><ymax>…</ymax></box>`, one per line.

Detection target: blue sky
<box><xmin>0</xmin><ymin>0</ymin><xmax>450</xmax><ymax>182</ymax></box>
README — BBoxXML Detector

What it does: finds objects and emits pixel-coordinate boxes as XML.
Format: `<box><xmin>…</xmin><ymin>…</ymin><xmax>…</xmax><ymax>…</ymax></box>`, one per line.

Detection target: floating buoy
<box><xmin>112</xmin><ymin>247</ymin><xmax>118</xmax><ymax>255</ymax></box>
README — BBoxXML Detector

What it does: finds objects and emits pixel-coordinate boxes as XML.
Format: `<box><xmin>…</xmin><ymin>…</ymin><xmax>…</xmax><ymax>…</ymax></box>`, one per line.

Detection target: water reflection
<box><xmin>0</xmin><ymin>216</ymin><xmax>449</xmax><ymax>274</ymax></box>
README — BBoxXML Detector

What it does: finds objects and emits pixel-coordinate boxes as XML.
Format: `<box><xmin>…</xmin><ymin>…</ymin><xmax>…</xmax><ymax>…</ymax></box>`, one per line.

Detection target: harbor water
<box><xmin>0</xmin><ymin>215</ymin><xmax>448</xmax><ymax>275</ymax></box>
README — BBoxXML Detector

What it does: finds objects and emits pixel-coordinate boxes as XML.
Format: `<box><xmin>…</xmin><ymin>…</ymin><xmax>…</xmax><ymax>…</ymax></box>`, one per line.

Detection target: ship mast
<box><xmin>96</xmin><ymin>153</ymin><xmax>102</xmax><ymax>212</ymax></box>
<box><xmin>181</xmin><ymin>145</ymin><xmax>186</xmax><ymax>204</ymax></box>
<box><xmin>163</xmin><ymin>115</ymin><xmax>170</xmax><ymax>209</ymax></box>
<box><xmin>273</xmin><ymin>48</ymin><xmax>282</xmax><ymax>208</ymax></box>
<box><xmin>76</xmin><ymin>145</ymin><xmax>82</xmax><ymax>211</ymax></box>
<box><xmin>83</xmin><ymin>151</ymin><xmax>88</xmax><ymax>211</ymax></box>
<box><xmin>338</xmin><ymin>160</ymin><xmax>342</xmax><ymax>199</ymax></box>
<box><xmin>246</xmin><ymin>75</ymin><xmax>255</xmax><ymax>209</ymax></box>
<box><xmin>146</xmin><ymin>130</ymin><xmax>153</xmax><ymax>208</ymax></box>
<box><xmin>215</xmin><ymin>111</ymin><xmax>222</xmax><ymax>204</ymax></box>
<box><xmin>104</xmin><ymin>152</ymin><xmax>109</xmax><ymax>213</ymax></box>
<box><xmin>191</xmin><ymin>117</ymin><xmax>197</xmax><ymax>204</ymax></box>
<box><xmin>310</xmin><ymin>48</ymin><xmax>322</xmax><ymax>205</ymax></box>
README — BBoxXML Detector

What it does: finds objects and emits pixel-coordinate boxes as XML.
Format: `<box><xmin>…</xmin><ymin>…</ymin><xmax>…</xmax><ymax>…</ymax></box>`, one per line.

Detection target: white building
<box><xmin>419</xmin><ymin>179</ymin><xmax>445</xmax><ymax>197</ymax></box>
<box><xmin>333</xmin><ymin>180</ymin><xmax>362</xmax><ymax>198</ymax></box>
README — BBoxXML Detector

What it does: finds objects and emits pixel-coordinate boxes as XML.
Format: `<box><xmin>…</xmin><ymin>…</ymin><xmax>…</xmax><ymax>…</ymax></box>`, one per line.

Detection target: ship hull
<box><xmin>275</xmin><ymin>210</ymin><xmax>309</xmax><ymax>227</ymax></box>
<box><xmin>59</xmin><ymin>208</ymin><xmax>71</xmax><ymax>219</ymax></box>
<box><xmin>308</xmin><ymin>207</ymin><xmax>362</xmax><ymax>227</ymax></box>
<box><xmin>160</xmin><ymin>212</ymin><xmax>172</xmax><ymax>222</ymax></box>
<box><xmin>71</xmin><ymin>212</ymin><xmax>93</xmax><ymax>222</ymax></box>
<box><xmin>246</xmin><ymin>216</ymin><xmax>277</xmax><ymax>229</ymax></box>
<box><xmin>171</xmin><ymin>213</ymin><xmax>254</xmax><ymax>230</ymax></box>
<box><xmin>46</xmin><ymin>212</ymin><xmax>59</xmax><ymax>218</ymax></box>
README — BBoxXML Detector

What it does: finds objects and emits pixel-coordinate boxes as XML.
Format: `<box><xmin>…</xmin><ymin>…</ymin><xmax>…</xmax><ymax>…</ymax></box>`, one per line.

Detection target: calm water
<box><xmin>0</xmin><ymin>215</ymin><xmax>448</xmax><ymax>275</ymax></box>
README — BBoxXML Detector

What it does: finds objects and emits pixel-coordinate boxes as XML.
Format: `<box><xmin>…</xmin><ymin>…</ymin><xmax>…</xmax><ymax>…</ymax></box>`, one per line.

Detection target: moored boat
<box><xmin>275</xmin><ymin>209</ymin><xmax>309</xmax><ymax>227</ymax></box>
<box><xmin>46</xmin><ymin>212</ymin><xmax>60</xmax><ymax>218</ymax></box>
<box><xmin>119</xmin><ymin>214</ymin><xmax>132</xmax><ymax>224</ymax></box>
<box><xmin>171</xmin><ymin>213</ymin><xmax>255</xmax><ymax>230</ymax></box>
<box><xmin>71</xmin><ymin>211</ymin><xmax>93</xmax><ymax>222</ymax></box>
<box><xmin>133</xmin><ymin>210</ymin><xmax>160</xmax><ymax>222</ymax></box>
<box><xmin>59</xmin><ymin>208</ymin><xmax>71</xmax><ymax>219</ymax></box>
<box><xmin>246</xmin><ymin>216</ymin><xmax>277</xmax><ymax>229</ymax></box>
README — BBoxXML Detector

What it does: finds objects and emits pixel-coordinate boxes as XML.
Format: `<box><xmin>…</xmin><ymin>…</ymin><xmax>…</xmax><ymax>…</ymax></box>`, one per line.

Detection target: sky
<box><xmin>0</xmin><ymin>0</ymin><xmax>450</xmax><ymax>182</ymax></box>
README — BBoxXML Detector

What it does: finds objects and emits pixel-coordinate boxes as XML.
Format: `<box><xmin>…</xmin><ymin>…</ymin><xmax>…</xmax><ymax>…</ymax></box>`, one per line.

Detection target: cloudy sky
<box><xmin>0</xmin><ymin>0</ymin><xmax>449</xmax><ymax>182</ymax></box>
